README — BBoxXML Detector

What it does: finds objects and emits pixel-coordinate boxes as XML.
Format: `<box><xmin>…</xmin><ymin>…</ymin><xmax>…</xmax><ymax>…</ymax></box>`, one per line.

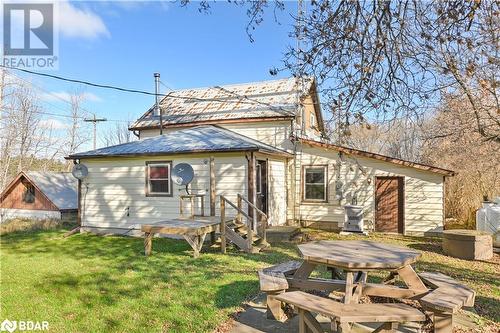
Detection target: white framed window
<box><xmin>303</xmin><ymin>165</ymin><xmax>327</xmax><ymax>202</ymax></box>
<box><xmin>146</xmin><ymin>161</ymin><xmax>172</xmax><ymax>196</ymax></box>
<box><xmin>310</xmin><ymin>112</ymin><xmax>315</xmax><ymax>128</ymax></box>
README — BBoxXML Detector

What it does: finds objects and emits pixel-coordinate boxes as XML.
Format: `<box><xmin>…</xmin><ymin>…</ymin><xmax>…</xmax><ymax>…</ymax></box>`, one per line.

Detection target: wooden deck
<box><xmin>142</xmin><ymin>216</ymin><xmax>231</xmax><ymax>258</ymax></box>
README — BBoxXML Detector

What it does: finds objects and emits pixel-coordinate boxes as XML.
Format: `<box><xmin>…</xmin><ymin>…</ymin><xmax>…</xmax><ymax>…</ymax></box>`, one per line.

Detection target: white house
<box><xmin>67</xmin><ymin>77</ymin><xmax>453</xmax><ymax>236</ymax></box>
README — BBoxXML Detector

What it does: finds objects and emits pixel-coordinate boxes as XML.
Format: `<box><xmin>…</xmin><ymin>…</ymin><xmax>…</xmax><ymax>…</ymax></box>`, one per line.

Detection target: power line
<box><xmin>1</xmin><ymin>65</ymin><xmax>299</xmax><ymax>108</ymax></box>
<box><xmin>1</xmin><ymin>106</ymin><xmax>129</xmax><ymax>123</ymax></box>
<box><xmin>1</xmin><ymin>65</ymin><xmax>167</xmax><ymax>98</ymax></box>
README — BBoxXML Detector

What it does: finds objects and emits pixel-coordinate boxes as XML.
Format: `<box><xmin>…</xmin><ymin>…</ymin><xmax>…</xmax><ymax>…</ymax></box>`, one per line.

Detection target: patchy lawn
<box><xmin>0</xmin><ymin>227</ymin><xmax>498</xmax><ymax>332</ymax></box>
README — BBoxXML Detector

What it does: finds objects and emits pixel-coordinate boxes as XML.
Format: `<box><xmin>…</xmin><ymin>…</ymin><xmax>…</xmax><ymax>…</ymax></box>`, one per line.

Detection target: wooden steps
<box><xmin>222</xmin><ymin>219</ymin><xmax>269</xmax><ymax>253</ymax></box>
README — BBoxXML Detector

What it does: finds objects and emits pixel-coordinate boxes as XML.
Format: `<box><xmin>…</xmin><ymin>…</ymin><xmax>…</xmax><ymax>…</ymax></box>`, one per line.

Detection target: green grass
<box><xmin>1</xmin><ymin>228</ymin><xmax>498</xmax><ymax>332</ymax></box>
<box><xmin>0</xmin><ymin>229</ymin><xmax>296</xmax><ymax>333</ymax></box>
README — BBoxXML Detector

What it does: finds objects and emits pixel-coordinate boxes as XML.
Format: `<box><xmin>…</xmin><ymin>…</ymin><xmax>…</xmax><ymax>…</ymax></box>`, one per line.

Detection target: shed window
<box><xmin>23</xmin><ymin>183</ymin><xmax>35</xmax><ymax>203</ymax></box>
<box><xmin>303</xmin><ymin>166</ymin><xmax>327</xmax><ymax>202</ymax></box>
<box><xmin>146</xmin><ymin>162</ymin><xmax>172</xmax><ymax>196</ymax></box>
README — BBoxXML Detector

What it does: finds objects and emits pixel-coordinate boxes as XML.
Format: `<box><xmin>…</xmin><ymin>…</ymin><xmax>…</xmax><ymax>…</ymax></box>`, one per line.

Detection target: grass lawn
<box><xmin>1</xmin><ymin>227</ymin><xmax>499</xmax><ymax>332</ymax></box>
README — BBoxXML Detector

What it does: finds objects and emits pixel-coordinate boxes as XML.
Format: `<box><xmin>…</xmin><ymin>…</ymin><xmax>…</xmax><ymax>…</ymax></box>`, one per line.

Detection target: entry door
<box><xmin>256</xmin><ymin>160</ymin><xmax>268</xmax><ymax>214</ymax></box>
<box><xmin>375</xmin><ymin>177</ymin><xmax>404</xmax><ymax>233</ymax></box>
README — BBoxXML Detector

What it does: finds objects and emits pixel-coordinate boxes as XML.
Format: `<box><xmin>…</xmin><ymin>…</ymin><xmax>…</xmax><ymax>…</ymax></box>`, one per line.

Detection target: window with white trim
<box><xmin>303</xmin><ymin>166</ymin><xmax>327</xmax><ymax>202</ymax></box>
<box><xmin>146</xmin><ymin>162</ymin><xmax>172</xmax><ymax>196</ymax></box>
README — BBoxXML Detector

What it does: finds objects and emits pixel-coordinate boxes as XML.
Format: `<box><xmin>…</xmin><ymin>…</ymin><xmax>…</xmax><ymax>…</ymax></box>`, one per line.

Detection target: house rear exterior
<box><xmin>68</xmin><ymin>77</ymin><xmax>453</xmax><ymax>236</ymax></box>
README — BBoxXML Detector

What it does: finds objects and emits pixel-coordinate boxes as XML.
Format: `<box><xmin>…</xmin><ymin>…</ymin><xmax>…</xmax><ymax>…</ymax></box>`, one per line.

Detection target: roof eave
<box><xmin>128</xmin><ymin>115</ymin><xmax>295</xmax><ymax>131</ymax></box>
<box><xmin>298</xmin><ymin>137</ymin><xmax>455</xmax><ymax>177</ymax></box>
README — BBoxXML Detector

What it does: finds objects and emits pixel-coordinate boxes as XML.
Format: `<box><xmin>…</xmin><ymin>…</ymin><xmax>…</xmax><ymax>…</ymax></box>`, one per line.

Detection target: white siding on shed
<box><xmin>0</xmin><ymin>208</ymin><xmax>61</xmax><ymax>221</ymax></box>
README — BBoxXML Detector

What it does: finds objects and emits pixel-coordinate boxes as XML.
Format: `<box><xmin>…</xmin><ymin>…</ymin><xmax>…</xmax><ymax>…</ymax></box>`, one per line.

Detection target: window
<box><xmin>22</xmin><ymin>183</ymin><xmax>35</xmax><ymax>203</ymax></box>
<box><xmin>303</xmin><ymin>166</ymin><xmax>327</xmax><ymax>202</ymax></box>
<box><xmin>146</xmin><ymin>161</ymin><xmax>172</xmax><ymax>196</ymax></box>
<box><xmin>310</xmin><ymin>113</ymin><xmax>316</xmax><ymax>128</ymax></box>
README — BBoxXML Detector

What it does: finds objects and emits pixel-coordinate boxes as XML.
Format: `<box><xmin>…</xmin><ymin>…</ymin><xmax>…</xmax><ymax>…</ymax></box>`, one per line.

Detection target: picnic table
<box><xmin>260</xmin><ymin>240</ymin><xmax>475</xmax><ymax>333</ymax></box>
<box><xmin>289</xmin><ymin>240</ymin><xmax>429</xmax><ymax>304</ymax></box>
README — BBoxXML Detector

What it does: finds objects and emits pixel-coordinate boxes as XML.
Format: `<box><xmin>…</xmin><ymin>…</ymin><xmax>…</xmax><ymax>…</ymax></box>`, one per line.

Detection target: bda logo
<box><xmin>0</xmin><ymin>319</ymin><xmax>17</xmax><ymax>333</ymax></box>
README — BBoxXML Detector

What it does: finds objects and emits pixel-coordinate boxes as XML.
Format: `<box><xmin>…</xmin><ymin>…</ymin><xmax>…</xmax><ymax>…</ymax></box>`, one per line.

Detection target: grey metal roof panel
<box><xmin>68</xmin><ymin>125</ymin><xmax>291</xmax><ymax>159</ymax></box>
<box><xmin>25</xmin><ymin>172</ymin><xmax>78</xmax><ymax>210</ymax></box>
<box><xmin>129</xmin><ymin>77</ymin><xmax>312</xmax><ymax>129</ymax></box>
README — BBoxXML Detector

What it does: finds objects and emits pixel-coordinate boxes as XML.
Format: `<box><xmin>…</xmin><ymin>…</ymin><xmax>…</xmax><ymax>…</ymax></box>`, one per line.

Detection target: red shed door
<box><xmin>375</xmin><ymin>177</ymin><xmax>404</xmax><ymax>233</ymax></box>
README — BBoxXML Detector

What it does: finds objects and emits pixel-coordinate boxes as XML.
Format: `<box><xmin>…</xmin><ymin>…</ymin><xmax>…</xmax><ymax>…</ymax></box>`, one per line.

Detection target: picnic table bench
<box><xmin>417</xmin><ymin>272</ymin><xmax>475</xmax><ymax>333</ymax></box>
<box><xmin>258</xmin><ymin>241</ymin><xmax>476</xmax><ymax>333</ymax></box>
<box><xmin>274</xmin><ymin>291</ymin><xmax>426</xmax><ymax>333</ymax></box>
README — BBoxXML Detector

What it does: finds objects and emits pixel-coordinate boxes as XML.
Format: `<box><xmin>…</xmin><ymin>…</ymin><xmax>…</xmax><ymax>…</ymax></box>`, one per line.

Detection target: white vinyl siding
<box><xmin>80</xmin><ymin>153</ymin><xmax>247</xmax><ymax>230</ymax></box>
<box><xmin>138</xmin><ymin>121</ymin><xmax>294</xmax><ymax>151</ymax></box>
<box><xmin>289</xmin><ymin>145</ymin><xmax>445</xmax><ymax>234</ymax></box>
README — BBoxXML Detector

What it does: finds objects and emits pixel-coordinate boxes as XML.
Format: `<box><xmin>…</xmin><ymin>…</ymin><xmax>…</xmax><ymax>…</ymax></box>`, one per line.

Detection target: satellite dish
<box><xmin>171</xmin><ymin>163</ymin><xmax>194</xmax><ymax>194</ymax></box>
<box><xmin>72</xmin><ymin>163</ymin><xmax>88</xmax><ymax>180</ymax></box>
<box><xmin>172</xmin><ymin>163</ymin><xmax>194</xmax><ymax>185</ymax></box>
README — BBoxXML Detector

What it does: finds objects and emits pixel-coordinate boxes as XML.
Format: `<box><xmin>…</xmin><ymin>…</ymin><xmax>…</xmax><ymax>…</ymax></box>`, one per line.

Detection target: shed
<box><xmin>0</xmin><ymin>172</ymin><xmax>78</xmax><ymax>222</ymax></box>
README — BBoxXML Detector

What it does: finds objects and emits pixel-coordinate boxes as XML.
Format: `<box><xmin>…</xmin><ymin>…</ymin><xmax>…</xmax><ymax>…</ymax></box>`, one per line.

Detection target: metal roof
<box><xmin>68</xmin><ymin>125</ymin><xmax>292</xmax><ymax>159</ymax></box>
<box><xmin>25</xmin><ymin>172</ymin><xmax>78</xmax><ymax>210</ymax></box>
<box><xmin>129</xmin><ymin>77</ymin><xmax>313</xmax><ymax>130</ymax></box>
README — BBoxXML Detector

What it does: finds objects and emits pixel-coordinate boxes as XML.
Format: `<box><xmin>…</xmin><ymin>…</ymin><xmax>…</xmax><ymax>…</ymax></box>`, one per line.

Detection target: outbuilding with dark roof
<box><xmin>0</xmin><ymin>172</ymin><xmax>78</xmax><ymax>222</ymax></box>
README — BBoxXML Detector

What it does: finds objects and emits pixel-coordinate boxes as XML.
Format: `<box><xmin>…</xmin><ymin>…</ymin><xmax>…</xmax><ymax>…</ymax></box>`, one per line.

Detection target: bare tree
<box><xmin>101</xmin><ymin>122</ymin><xmax>135</xmax><ymax>147</ymax></box>
<box><xmin>423</xmin><ymin>93</ymin><xmax>500</xmax><ymax>225</ymax></box>
<box><xmin>189</xmin><ymin>1</ymin><xmax>500</xmax><ymax>143</ymax></box>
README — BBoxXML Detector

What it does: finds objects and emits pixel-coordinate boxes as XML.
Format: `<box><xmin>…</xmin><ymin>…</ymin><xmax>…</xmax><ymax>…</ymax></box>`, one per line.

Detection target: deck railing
<box><xmin>220</xmin><ymin>194</ymin><xmax>268</xmax><ymax>253</ymax></box>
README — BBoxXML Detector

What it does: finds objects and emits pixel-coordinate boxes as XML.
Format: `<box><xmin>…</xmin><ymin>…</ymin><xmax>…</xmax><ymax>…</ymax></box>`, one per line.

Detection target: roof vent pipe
<box><xmin>154</xmin><ymin>72</ymin><xmax>162</xmax><ymax>135</ymax></box>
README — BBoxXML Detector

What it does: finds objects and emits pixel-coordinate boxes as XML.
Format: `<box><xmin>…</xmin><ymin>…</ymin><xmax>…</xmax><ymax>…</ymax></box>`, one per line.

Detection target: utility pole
<box><xmin>84</xmin><ymin>114</ymin><xmax>107</xmax><ymax>150</ymax></box>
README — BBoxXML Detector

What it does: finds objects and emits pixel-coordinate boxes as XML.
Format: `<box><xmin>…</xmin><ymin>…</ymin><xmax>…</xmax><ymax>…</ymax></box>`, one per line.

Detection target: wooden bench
<box><xmin>274</xmin><ymin>291</ymin><xmax>426</xmax><ymax>333</ymax></box>
<box><xmin>417</xmin><ymin>272</ymin><xmax>475</xmax><ymax>333</ymax></box>
<box><xmin>258</xmin><ymin>260</ymin><xmax>303</xmax><ymax>321</ymax></box>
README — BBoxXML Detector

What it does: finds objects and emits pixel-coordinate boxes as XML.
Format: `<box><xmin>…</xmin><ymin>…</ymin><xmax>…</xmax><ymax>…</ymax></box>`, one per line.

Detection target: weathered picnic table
<box><xmin>288</xmin><ymin>240</ymin><xmax>429</xmax><ymax>304</ymax></box>
<box><xmin>260</xmin><ymin>240</ymin><xmax>475</xmax><ymax>333</ymax></box>
<box><xmin>142</xmin><ymin>216</ymin><xmax>223</xmax><ymax>258</ymax></box>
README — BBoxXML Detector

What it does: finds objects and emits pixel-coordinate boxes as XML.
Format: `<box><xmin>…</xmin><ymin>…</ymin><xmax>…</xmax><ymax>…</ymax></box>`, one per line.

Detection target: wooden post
<box><xmin>252</xmin><ymin>154</ymin><xmax>257</xmax><ymax>233</ymax></box>
<box><xmin>190</xmin><ymin>195</ymin><xmax>195</xmax><ymax>219</ymax></box>
<box><xmin>298</xmin><ymin>309</ymin><xmax>306</xmax><ymax>333</ymax></box>
<box><xmin>260</xmin><ymin>214</ymin><xmax>267</xmax><ymax>243</ymax></box>
<box><xmin>210</xmin><ymin>156</ymin><xmax>216</xmax><ymax>216</ymax></box>
<box><xmin>179</xmin><ymin>196</ymin><xmax>184</xmax><ymax>216</ymax></box>
<box><xmin>237</xmin><ymin>194</ymin><xmax>242</xmax><ymax>224</ymax></box>
<box><xmin>220</xmin><ymin>198</ymin><xmax>226</xmax><ymax>254</ymax></box>
<box><xmin>433</xmin><ymin>311</ymin><xmax>453</xmax><ymax>333</ymax></box>
<box><xmin>144</xmin><ymin>232</ymin><xmax>152</xmax><ymax>256</ymax></box>
<box><xmin>344</xmin><ymin>271</ymin><xmax>355</xmax><ymax>304</ymax></box>
<box><xmin>266</xmin><ymin>291</ymin><xmax>285</xmax><ymax>321</ymax></box>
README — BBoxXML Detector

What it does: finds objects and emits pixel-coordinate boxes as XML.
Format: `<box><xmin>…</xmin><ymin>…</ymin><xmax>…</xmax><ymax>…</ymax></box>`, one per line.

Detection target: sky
<box><xmin>7</xmin><ymin>0</ymin><xmax>298</xmax><ymax>152</ymax></box>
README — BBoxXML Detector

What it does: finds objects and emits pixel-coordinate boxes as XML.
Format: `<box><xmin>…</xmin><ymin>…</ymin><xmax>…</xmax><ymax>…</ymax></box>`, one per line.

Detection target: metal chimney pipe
<box><xmin>154</xmin><ymin>73</ymin><xmax>162</xmax><ymax>135</ymax></box>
